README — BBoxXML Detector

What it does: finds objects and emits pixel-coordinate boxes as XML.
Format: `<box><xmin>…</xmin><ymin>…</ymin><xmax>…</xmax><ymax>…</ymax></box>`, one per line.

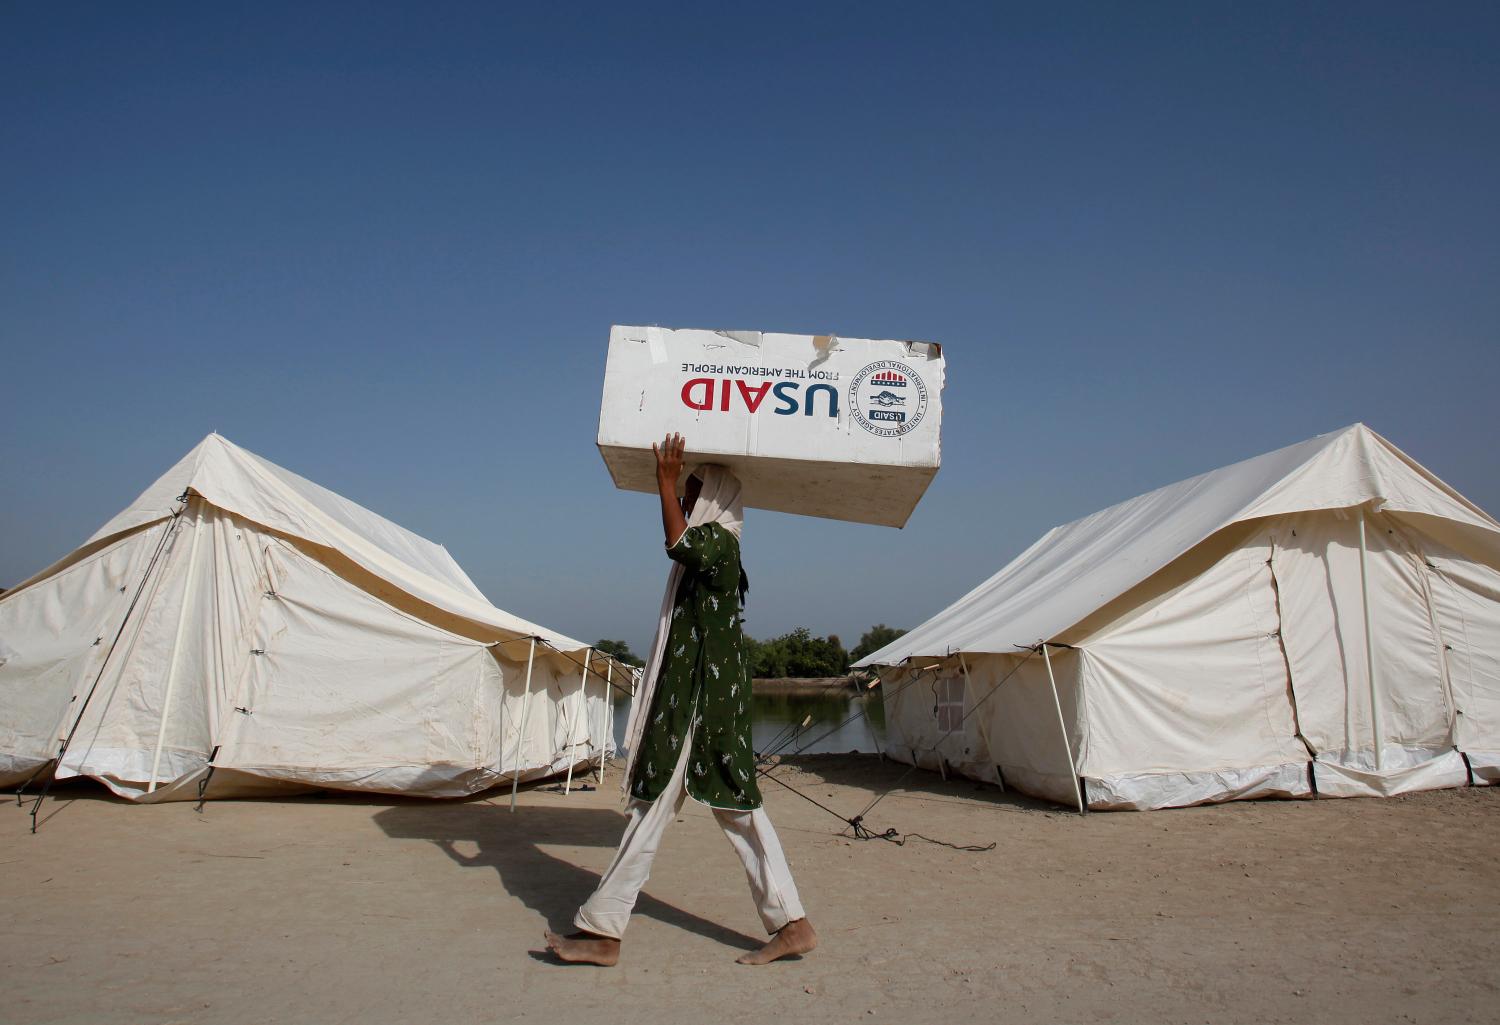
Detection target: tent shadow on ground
<box><xmin>372</xmin><ymin>800</ymin><xmax>763</xmax><ymax>952</ymax></box>
<box><xmin>771</xmin><ymin>754</ymin><xmax>1063</xmax><ymax>816</ymax></box>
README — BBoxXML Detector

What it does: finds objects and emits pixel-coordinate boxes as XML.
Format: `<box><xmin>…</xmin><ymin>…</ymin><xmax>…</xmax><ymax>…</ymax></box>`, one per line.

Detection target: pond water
<box><xmin>611</xmin><ymin>688</ymin><xmax>886</xmax><ymax>757</ymax></box>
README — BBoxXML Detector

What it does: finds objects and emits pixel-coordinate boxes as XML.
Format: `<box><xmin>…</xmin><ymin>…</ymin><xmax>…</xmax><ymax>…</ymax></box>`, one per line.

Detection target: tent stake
<box><xmin>1358</xmin><ymin>507</ymin><xmax>1384</xmax><ymax>771</ymax></box>
<box><xmin>509</xmin><ymin>637</ymin><xmax>538</xmax><ymax>813</ymax></box>
<box><xmin>149</xmin><ymin>498</ymin><xmax>205</xmax><ymax>794</ymax></box>
<box><xmin>14</xmin><ymin>758</ymin><xmax>56</xmax><ymax>805</ymax></box>
<box><xmin>563</xmin><ymin>648</ymin><xmax>592</xmax><ymax>795</ymax></box>
<box><xmin>1040</xmin><ymin>643</ymin><xmax>1086</xmax><ymax>814</ymax></box>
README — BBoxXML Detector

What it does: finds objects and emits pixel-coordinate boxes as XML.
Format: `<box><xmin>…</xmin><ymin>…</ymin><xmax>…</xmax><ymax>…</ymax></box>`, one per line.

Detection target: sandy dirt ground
<box><xmin>3</xmin><ymin>757</ymin><xmax>1497</xmax><ymax>1025</ymax></box>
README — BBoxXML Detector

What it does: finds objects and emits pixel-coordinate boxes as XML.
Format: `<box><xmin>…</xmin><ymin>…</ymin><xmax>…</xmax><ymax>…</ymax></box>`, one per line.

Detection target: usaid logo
<box><xmin>849</xmin><ymin>360</ymin><xmax>928</xmax><ymax>437</ymax></box>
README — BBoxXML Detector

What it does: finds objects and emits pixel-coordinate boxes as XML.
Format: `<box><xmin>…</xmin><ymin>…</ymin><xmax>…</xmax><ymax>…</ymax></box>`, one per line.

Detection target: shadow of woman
<box><xmin>372</xmin><ymin>801</ymin><xmax>761</xmax><ymax>952</ymax></box>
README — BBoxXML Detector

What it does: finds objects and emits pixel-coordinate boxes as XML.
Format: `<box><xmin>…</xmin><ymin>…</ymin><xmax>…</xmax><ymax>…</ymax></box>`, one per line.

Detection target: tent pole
<box><xmin>564</xmin><ymin>648</ymin><xmax>592</xmax><ymax>795</ymax></box>
<box><xmin>148</xmin><ymin>498</ymin><xmax>205</xmax><ymax>794</ymax></box>
<box><xmin>1358</xmin><ymin>507</ymin><xmax>1384</xmax><ymax>771</ymax></box>
<box><xmin>598</xmin><ymin>661</ymin><xmax>614</xmax><ymax>786</ymax></box>
<box><xmin>1041</xmin><ymin>643</ymin><xmax>1086</xmax><ymax>814</ymax></box>
<box><xmin>509</xmin><ymin>637</ymin><xmax>538</xmax><ymax>813</ymax></box>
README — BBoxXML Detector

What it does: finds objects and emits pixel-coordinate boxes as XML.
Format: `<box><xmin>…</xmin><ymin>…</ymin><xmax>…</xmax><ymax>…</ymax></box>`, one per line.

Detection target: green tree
<box><xmin>850</xmin><ymin>624</ymin><xmax>905</xmax><ymax>664</ymax></box>
<box><xmin>594</xmin><ymin>638</ymin><xmax>644</xmax><ymax>668</ymax></box>
<box><xmin>746</xmin><ymin>627</ymin><xmax>849</xmax><ymax>678</ymax></box>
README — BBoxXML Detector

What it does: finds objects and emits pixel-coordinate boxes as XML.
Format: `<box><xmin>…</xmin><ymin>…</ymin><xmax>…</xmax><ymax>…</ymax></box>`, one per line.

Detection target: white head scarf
<box><xmin>682</xmin><ymin>464</ymin><xmax>743</xmax><ymax>539</ymax></box>
<box><xmin>620</xmin><ymin>465</ymin><xmax>744</xmax><ymax>794</ymax></box>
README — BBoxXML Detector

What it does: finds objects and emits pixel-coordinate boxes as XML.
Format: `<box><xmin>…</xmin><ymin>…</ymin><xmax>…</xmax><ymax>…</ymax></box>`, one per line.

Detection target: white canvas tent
<box><xmin>0</xmin><ymin>434</ymin><xmax>630</xmax><ymax>802</ymax></box>
<box><xmin>855</xmin><ymin>424</ymin><xmax>1500</xmax><ymax>811</ymax></box>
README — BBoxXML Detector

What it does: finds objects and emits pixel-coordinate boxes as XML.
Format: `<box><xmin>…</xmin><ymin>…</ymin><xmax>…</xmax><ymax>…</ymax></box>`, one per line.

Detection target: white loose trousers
<box><xmin>575</xmin><ymin>739</ymin><xmax>805</xmax><ymax>940</ymax></box>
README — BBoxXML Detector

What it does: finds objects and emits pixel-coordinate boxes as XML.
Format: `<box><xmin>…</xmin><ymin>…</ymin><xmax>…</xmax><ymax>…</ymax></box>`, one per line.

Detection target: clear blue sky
<box><xmin>3</xmin><ymin>2</ymin><xmax>1496</xmax><ymax>657</ymax></box>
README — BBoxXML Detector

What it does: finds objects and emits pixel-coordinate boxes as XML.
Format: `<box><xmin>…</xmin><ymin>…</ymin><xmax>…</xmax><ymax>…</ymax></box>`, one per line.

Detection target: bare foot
<box><xmin>736</xmin><ymin>918</ymin><xmax>817</xmax><ymax>965</ymax></box>
<box><xmin>544</xmin><ymin>930</ymin><xmax>620</xmax><ymax>966</ymax></box>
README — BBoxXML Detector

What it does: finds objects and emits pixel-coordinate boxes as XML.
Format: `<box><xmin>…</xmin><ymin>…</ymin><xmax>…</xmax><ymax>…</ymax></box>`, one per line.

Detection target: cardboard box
<box><xmin>597</xmin><ymin>325</ymin><xmax>944</xmax><ymax>528</ymax></box>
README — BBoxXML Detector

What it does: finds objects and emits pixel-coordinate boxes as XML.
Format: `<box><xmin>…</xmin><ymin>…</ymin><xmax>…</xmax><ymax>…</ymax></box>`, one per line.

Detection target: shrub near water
<box><xmin>744</xmin><ymin>628</ymin><xmax>848</xmax><ymax>678</ymax></box>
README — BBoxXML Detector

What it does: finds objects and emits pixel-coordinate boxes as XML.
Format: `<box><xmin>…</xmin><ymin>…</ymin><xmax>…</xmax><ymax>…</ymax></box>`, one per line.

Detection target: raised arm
<box><xmin>653</xmin><ymin>432</ymin><xmax>688</xmax><ymax>548</ymax></box>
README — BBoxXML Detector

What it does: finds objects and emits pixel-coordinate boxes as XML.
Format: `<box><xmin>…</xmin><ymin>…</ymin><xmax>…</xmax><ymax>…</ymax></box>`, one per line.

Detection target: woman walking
<box><xmin>545</xmin><ymin>433</ymin><xmax>816</xmax><ymax>966</ymax></box>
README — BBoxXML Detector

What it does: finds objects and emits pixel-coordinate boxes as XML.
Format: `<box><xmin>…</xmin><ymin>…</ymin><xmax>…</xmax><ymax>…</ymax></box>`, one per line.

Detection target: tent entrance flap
<box><xmin>149</xmin><ymin>498</ymin><xmax>206</xmax><ymax>794</ymax></box>
<box><xmin>598</xmin><ymin>661</ymin><xmax>614</xmax><ymax>786</ymax></box>
<box><xmin>1266</xmin><ymin>539</ymin><xmax>1317</xmax><ymax>761</ymax></box>
<box><xmin>1357</xmin><ymin>506</ymin><xmax>1385</xmax><ymax>770</ymax></box>
<box><xmin>563</xmin><ymin>647</ymin><xmax>592</xmax><ymax>795</ymax></box>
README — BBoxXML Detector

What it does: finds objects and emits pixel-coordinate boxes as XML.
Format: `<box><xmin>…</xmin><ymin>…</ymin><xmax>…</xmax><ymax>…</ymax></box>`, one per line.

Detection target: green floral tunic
<box><xmin>629</xmin><ymin>523</ymin><xmax>762</xmax><ymax>811</ymax></box>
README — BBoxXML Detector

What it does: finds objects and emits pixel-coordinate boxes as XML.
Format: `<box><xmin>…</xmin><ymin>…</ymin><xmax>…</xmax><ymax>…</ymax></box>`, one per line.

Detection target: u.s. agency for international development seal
<box><xmin>848</xmin><ymin>360</ymin><xmax>929</xmax><ymax>437</ymax></box>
